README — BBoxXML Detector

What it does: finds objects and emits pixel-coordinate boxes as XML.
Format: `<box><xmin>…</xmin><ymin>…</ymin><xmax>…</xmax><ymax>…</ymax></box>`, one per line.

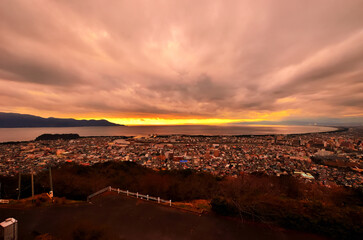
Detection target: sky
<box><xmin>0</xmin><ymin>0</ymin><xmax>363</xmax><ymax>125</ymax></box>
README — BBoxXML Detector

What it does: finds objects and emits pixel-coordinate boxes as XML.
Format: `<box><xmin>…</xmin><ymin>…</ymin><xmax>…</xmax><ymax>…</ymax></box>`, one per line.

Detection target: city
<box><xmin>1</xmin><ymin>0</ymin><xmax>363</xmax><ymax>239</ymax></box>
<box><xmin>1</xmin><ymin>127</ymin><xmax>362</xmax><ymax>190</ymax></box>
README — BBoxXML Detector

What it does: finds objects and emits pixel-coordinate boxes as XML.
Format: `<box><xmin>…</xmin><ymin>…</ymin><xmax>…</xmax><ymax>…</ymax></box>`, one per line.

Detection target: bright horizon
<box><xmin>80</xmin><ymin>109</ymin><xmax>294</xmax><ymax>125</ymax></box>
<box><xmin>84</xmin><ymin>117</ymin><xmax>261</xmax><ymax>126</ymax></box>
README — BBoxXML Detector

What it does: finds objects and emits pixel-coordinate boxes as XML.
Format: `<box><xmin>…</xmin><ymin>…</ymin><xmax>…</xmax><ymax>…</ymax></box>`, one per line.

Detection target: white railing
<box><xmin>86</xmin><ymin>186</ymin><xmax>111</xmax><ymax>202</ymax></box>
<box><xmin>87</xmin><ymin>186</ymin><xmax>172</xmax><ymax>206</ymax></box>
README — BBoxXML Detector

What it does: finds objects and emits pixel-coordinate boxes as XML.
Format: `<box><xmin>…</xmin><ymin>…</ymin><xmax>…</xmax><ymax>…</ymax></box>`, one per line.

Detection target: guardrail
<box><xmin>87</xmin><ymin>186</ymin><xmax>111</xmax><ymax>202</ymax></box>
<box><xmin>87</xmin><ymin>186</ymin><xmax>172</xmax><ymax>206</ymax></box>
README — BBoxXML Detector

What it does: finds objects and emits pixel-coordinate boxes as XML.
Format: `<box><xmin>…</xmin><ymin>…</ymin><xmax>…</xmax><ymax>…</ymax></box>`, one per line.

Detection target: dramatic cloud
<box><xmin>0</xmin><ymin>0</ymin><xmax>363</xmax><ymax>123</ymax></box>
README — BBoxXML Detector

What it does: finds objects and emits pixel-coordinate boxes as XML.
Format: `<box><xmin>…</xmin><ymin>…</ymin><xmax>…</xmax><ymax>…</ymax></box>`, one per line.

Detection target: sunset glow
<box><xmin>76</xmin><ymin>110</ymin><xmax>297</xmax><ymax>125</ymax></box>
<box><xmin>102</xmin><ymin>118</ymin><xmax>257</xmax><ymax>126</ymax></box>
<box><xmin>0</xmin><ymin>2</ymin><xmax>362</xmax><ymax>237</ymax></box>
<box><xmin>0</xmin><ymin>0</ymin><xmax>362</xmax><ymax>124</ymax></box>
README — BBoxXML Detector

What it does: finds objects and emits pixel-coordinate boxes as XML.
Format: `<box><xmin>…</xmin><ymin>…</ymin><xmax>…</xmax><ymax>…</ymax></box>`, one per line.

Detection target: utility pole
<box><xmin>31</xmin><ymin>171</ymin><xmax>34</xmax><ymax>203</ymax></box>
<box><xmin>17</xmin><ymin>173</ymin><xmax>21</xmax><ymax>200</ymax></box>
<box><xmin>49</xmin><ymin>167</ymin><xmax>53</xmax><ymax>193</ymax></box>
<box><xmin>49</xmin><ymin>167</ymin><xmax>54</xmax><ymax>199</ymax></box>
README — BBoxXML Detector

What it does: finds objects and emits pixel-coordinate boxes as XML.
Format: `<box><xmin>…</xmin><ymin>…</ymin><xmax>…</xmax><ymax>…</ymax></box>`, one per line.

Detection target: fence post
<box><xmin>108</xmin><ymin>186</ymin><xmax>111</xmax><ymax>191</ymax></box>
<box><xmin>127</xmin><ymin>190</ymin><xmax>129</xmax><ymax>196</ymax></box>
<box><xmin>147</xmin><ymin>195</ymin><xmax>149</xmax><ymax>200</ymax></box>
<box><xmin>136</xmin><ymin>192</ymin><xmax>138</xmax><ymax>198</ymax></box>
<box><xmin>158</xmin><ymin>197</ymin><xmax>160</xmax><ymax>203</ymax></box>
<box><xmin>117</xmin><ymin>188</ymin><xmax>120</xmax><ymax>194</ymax></box>
<box><xmin>169</xmin><ymin>200</ymin><xmax>171</xmax><ymax>206</ymax></box>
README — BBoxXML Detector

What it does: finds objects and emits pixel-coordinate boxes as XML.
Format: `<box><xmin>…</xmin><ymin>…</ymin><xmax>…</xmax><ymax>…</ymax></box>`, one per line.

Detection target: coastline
<box><xmin>0</xmin><ymin>125</ymin><xmax>345</xmax><ymax>145</ymax></box>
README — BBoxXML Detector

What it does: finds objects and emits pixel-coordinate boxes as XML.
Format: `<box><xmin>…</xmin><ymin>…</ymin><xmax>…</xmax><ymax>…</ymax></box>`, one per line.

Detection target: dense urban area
<box><xmin>0</xmin><ymin>127</ymin><xmax>362</xmax><ymax>190</ymax></box>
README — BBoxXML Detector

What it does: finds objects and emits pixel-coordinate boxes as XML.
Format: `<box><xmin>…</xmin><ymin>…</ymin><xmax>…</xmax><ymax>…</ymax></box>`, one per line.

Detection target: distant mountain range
<box><xmin>0</xmin><ymin>112</ymin><xmax>122</xmax><ymax>128</ymax></box>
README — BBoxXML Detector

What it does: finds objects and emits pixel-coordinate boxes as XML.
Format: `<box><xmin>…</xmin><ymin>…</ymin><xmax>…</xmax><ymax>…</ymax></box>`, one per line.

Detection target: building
<box><xmin>112</xmin><ymin>139</ymin><xmax>131</xmax><ymax>147</ymax></box>
<box><xmin>0</xmin><ymin>218</ymin><xmax>18</xmax><ymax>240</ymax></box>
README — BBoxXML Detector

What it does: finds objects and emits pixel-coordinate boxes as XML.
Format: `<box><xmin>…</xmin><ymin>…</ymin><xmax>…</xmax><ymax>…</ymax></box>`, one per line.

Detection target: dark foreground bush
<box><xmin>212</xmin><ymin>174</ymin><xmax>363</xmax><ymax>240</ymax></box>
<box><xmin>211</xmin><ymin>197</ymin><xmax>238</xmax><ymax>216</ymax></box>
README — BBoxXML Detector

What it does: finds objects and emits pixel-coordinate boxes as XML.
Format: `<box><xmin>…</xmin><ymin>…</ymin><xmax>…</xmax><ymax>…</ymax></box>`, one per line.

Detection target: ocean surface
<box><xmin>0</xmin><ymin>125</ymin><xmax>337</xmax><ymax>143</ymax></box>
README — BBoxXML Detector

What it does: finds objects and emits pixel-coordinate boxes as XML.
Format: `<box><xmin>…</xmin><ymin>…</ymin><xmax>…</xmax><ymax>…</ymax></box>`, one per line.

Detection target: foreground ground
<box><xmin>0</xmin><ymin>193</ymin><xmax>327</xmax><ymax>240</ymax></box>
<box><xmin>1</xmin><ymin>161</ymin><xmax>362</xmax><ymax>239</ymax></box>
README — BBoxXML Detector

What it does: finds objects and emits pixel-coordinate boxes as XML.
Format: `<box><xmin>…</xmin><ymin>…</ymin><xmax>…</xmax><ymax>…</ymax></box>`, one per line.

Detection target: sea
<box><xmin>0</xmin><ymin>125</ymin><xmax>337</xmax><ymax>143</ymax></box>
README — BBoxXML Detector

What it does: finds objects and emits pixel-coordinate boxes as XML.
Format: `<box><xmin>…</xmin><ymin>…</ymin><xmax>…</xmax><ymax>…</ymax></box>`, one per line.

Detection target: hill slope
<box><xmin>0</xmin><ymin>112</ymin><xmax>122</xmax><ymax>127</ymax></box>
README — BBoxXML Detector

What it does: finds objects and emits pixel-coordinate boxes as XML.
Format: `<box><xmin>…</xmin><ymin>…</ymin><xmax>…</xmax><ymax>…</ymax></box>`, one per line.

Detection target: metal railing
<box><xmin>87</xmin><ymin>186</ymin><xmax>172</xmax><ymax>206</ymax></box>
<box><xmin>86</xmin><ymin>186</ymin><xmax>111</xmax><ymax>202</ymax></box>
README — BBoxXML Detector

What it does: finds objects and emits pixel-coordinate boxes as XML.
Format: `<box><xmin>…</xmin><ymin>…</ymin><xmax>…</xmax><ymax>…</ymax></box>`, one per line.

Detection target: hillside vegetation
<box><xmin>1</xmin><ymin>161</ymin><xmax>362</xmax><ymax>239</ymax></box>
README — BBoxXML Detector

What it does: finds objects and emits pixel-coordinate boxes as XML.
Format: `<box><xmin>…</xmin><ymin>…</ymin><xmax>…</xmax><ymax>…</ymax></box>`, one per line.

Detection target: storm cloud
<box><xmin>0</xmin><ymin>0</ymin><xmax>363</xmax><ymax>121</ymax></box>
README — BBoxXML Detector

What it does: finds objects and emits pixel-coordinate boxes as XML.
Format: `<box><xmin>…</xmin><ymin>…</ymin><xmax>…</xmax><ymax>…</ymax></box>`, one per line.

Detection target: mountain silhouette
<box><xmin>0</xmin><ymin>112</ymin><xmax>122</xmax><ymax>128</ymax></box>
